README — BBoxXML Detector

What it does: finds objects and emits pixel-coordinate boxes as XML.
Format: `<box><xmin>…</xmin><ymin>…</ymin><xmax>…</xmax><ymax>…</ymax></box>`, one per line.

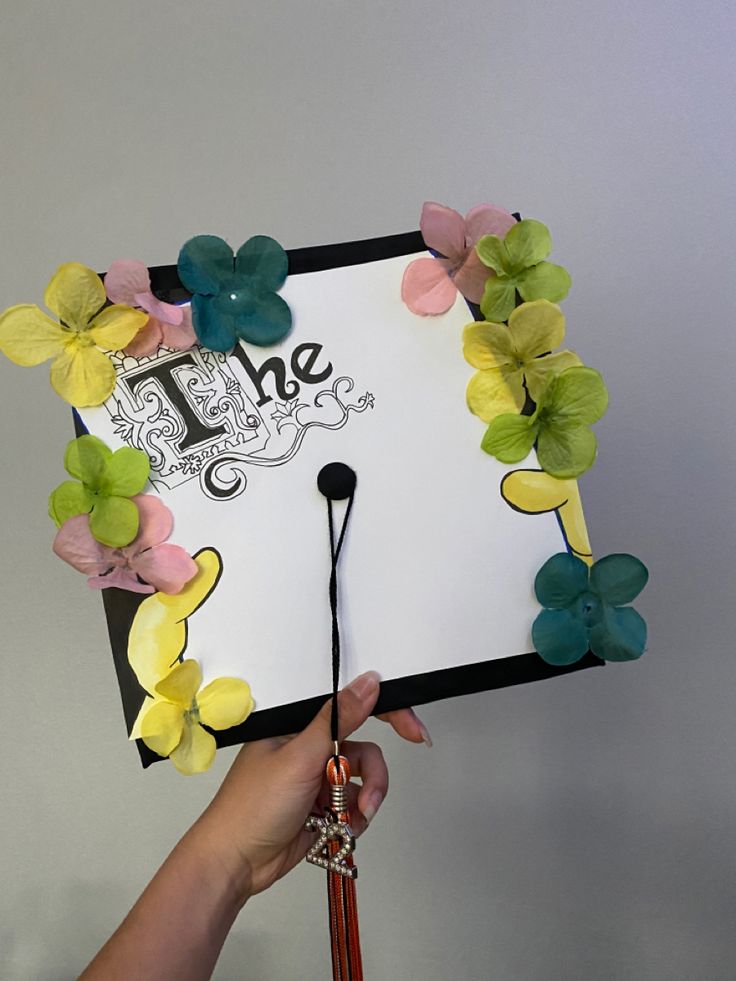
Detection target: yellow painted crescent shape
<box><xmin>128</xmin><ymin>548</ymin><xmax>223</xmax><ymax>697</ymax></box>
<box><xmin>501</xmin><ymin>469</ymin><xmax>593</xmax><ymax>565</ymax></box>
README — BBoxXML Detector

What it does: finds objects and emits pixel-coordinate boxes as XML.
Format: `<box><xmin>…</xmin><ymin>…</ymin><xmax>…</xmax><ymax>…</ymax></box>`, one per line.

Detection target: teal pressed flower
<box><xmin>532</xmin><ymin>552</ymin><xmax>649</xmax><ymax>665</ymax></box>
<box><xmin>476</xmin><ymin>219</ymin><xmax>571</xmax><ymax>323</ymax></box>
<box><xmin>48</xmin><ymin>434</ymin><xmax>150</xmax><ymax>547</ymax></box>
<box><xmin>178</xmin><ymin>235</ymin><xmax>292</xmax><ymax>352</ymax></box>
<box><xmin>481</xmin><ymin>365</ymin><xmax>608</xmax><ymax>478</ymax></box>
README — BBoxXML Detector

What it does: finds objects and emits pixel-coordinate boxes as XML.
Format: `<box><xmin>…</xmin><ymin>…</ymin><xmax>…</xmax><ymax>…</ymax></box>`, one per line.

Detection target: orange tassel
<box><xmin>326</xmin><ymin>756</ymin><xmax>363</xmax><ymax>981</ymax></box>
<box><xmin>306</xmin><ymin>755</ymin><xmax>364</xmax><ymax>981</ymax></box>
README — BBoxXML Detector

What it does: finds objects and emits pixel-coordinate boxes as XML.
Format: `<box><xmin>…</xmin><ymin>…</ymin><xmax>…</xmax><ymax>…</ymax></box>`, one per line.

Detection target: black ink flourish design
<box><xmin>200</xmin><ymin>377</ymin><xmax>374</xmax><ymax>500</ymax></box>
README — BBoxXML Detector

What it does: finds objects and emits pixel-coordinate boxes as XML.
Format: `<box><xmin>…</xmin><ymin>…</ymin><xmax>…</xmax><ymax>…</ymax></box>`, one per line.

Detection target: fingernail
<box><xmin>362</xmin><ymin>791</ymin><xmax>383</xmax><ymax>824</ymax></box>
<box><xmin>417</xmin><ymin>719</ymin><xmax>433</xmax><ymax>748</ymax></box>
<box><xmin>346</xmin><ymin>671</ymin><xmax>380</xmax><ymax>700</ymax></box>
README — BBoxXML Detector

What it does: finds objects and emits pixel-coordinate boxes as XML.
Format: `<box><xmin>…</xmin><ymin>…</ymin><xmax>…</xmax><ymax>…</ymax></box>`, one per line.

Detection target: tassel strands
<box><xmin>306</xmin><ymin>462</ymin><xmax>364</xmax><ymax>979</ymax></box>
<box><xmin>327</xmin><ymin>756</ymin><xmax>363</xmax><ymax>981</ymax></box>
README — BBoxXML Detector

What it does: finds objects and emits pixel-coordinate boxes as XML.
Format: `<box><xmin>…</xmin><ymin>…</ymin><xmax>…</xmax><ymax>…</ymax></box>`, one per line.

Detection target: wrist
<box><xmin>185</xmin><ymin>814</ymin><xmax>254</xmax><ymax>913</ymax></box>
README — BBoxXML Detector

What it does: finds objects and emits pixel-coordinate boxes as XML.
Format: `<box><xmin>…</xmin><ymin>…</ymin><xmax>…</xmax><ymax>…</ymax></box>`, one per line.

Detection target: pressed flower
<box><xmin>0</xmin><ymin>262</ymin><xmax>147</xmax><ymax>406</ymax></box>
<box><xmin>481</xmin><ymin>365</ymin><xmax>608</xmax><ymax>478</ymax></box>
<box><xmin>53</xmin><ymin>494</ymin><xmax>197</xmax><ymax>594</ymax></box>
<box><xmin>178</xmin><ymin>235</ymin><xmax>292</xmax><ymax>352</ymax></box>
<box><xmin>132</xmin><ymin>659</ymin><xmax>254</xmax><ymax>775</ymax></box>
<box><xmin>464</xmin><ymin>299</ymin><xmax>581</xmax><ymax>423</ymax></box>
<box><xmin>104</xmin><ymin>259</ymin><xmax>196</xmax><ymax>357</ymax></box>
<box><xmin>402</xmin><ymin>201</ymin><xmax>517</xmax><ymax>315</ymax></box>
<box><xmin>532</xmin><ymin>552</ymin><xmax>648</xmax><ymax>665</ymax></box>
<box><xmin>476</xmin><ymin>219</ymin><xmax>571</xmax><ymax>323</ymax></box>
<box><xmin>48</xmin><ymin>434</ymin><xmax>150</xmax><ymax>548</ymax></box>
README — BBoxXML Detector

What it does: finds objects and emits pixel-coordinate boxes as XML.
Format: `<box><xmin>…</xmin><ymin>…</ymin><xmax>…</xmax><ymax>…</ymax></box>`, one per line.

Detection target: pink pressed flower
<box><xmin>105</xmin><ymin>259</ymin><xmax>196</xmax><ymax>356</ymax></box>
<box><xmin>401</xmin><ymin>202</ymin><xmax>517</xmax><ymax>316</ymax></box>
<box><xmin>53</xmin><ymin>494</ymin><xmax>197</xmax><ymax>595</ymax></box>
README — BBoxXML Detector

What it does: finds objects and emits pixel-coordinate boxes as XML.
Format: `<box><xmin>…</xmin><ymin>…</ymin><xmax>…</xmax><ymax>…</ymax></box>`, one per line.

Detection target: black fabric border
<box><xmin>81</xmin><ymin>223</ymin><xmax>602</xmax><ymax>769</ymax></box>
<box><xmin>139</xmin><ymin>230</ymin><xmax>426</xmax><ymax>303</ymax></box>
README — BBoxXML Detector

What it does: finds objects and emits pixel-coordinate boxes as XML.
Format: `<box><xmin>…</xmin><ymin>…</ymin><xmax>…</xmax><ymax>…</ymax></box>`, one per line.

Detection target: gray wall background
<box><xmin>1</xmin><ymin>1</ymin><xmax>734</xmax><ymax>978</ymax></box>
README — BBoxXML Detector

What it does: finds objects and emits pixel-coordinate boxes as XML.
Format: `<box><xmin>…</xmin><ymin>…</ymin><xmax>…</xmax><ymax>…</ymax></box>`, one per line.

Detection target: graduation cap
<box><xmin>0</xmin><ymin>201</ymin><xmax>649</xmax><ymax>777</ymax></box>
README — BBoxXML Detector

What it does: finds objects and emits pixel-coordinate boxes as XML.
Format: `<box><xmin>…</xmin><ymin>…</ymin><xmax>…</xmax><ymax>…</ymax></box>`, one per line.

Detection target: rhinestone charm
<box><xmin>305</xmin><ymin>812</ymin><xmax>358</xmax><ymax>879</ymax></box>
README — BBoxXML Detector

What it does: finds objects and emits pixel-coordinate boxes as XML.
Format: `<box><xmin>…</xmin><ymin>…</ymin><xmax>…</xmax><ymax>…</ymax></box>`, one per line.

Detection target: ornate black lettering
<box><xmin>291</xmin><ymin>342</ymin><xmax>333</xmax><ymax>384</ymax></box>
<box><xmin>123</xmin><ymin>352</ymin><xmax>227</xmax><ymax>453</ymax></box>
<box><xmin>228</xmin><ymin>345</ymin><xmax>299</xmax><ymax>408</ymax></box>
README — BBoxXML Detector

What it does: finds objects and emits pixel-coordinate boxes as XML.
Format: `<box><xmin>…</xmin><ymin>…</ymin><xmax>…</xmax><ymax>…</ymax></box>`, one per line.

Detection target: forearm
<box><xmin>80</xmin><ymin>820</ymin><xmax>251</xmax><ymax>981</ymax></box>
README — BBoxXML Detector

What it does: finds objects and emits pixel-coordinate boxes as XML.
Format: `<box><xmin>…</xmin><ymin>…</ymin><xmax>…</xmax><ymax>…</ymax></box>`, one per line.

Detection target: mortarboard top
<box><xmin>0</xmin><ymin>202</ymin><xmax>648</xmax><ymax>773</ymax></box>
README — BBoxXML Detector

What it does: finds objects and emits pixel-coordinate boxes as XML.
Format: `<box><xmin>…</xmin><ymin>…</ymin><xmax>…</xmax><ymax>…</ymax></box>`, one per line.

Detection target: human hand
<box><xmin>191</xmin><ymin>671</ymin><xmax>429</xmax><ymax>905</ymax></box>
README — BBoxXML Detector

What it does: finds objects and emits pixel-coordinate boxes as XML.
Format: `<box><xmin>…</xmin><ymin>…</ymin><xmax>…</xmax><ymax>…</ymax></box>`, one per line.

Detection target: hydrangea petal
<box><xmin>507</xmin><ymin>300</ymin><xmax>565</xmax><ymax>361</ymax></box>
<box><xmin>135</xmin><ymin>292</ymin><xmax>184</xmax><ymax>326</ymax></box>
<box><xmin>89</xmin><ymin>494</ymin><xmax>140</xmax><ymax>548</ymax></box>
<box><xmin>452</xmin><ymin>251</ymin><xmax>495</xmax><ymax>304</ymax></box>
<box><xmin>401</xmin><ymin>257</ymin><xmax>457</xmax><ymax>315</ymax></box>
<box><xmin>503</xmin><ymin>220</ymin><xmax>552</xmax><ymax>272</ymax></box>
<box><xmin>197</xmin><ymin>678</ymin><xmax>254</xmax><ymax>730</ymax></box>
<box><xmin>49</xmin><ymin>343</ymin><xmax>117</xmax><ymax>407</ymax></box>
<box><xmin>44</xmin><ymin>262</ymin><xmax>106</xmax><ymax>328</ymax></box>
<box><xmin>52</xmin><ymin>513</ymin><xmax>111</xmax><ymax>575</ymax></box>
<box><xmin>235</xmin><ymin>236</ymin><xmax>289</xmax><ymax>291</ymax></box>
<box><xmin>123</xmin><ymin>317</ymin><xmax>163</xmax><ymax>357</ymax></box>
<box><xmin>48</xmin><ymin>480</ymin><xmax>95</xmax><ymax>526</ymax></box>
<box><xmin>237</xmin><ymin>292</ymin><xmax>292</xmax><ymax>346</ymax></box>
<box><xmin>126</xmin><ymin>494</ymin><xmax>173</xmax><ymax>551</ymax></box>
<box><xmin>104</xmin><ymin>260</ymin><xmax>152</xmax><ymax>305</ymax></box>
<box><xmin>532</xmin><ymin>607</ymin><xmax>590</xmax><ymax>666</ymax></box>
<box><xmin>419</xmin><ymin>202</ymin><xmax>466</xmax><ymax>262</ymax></box>
<box><xmin>481</xmin><ymin>413</ymin><xmax>537</xmax><ymax>462</ymax></box>
<box><xmin>132</xmin><ymin>544</ymin><xmax>198</xmax><ymax>595</ymax></box>
<box><xmin>589</xmin><ymin>606</ymin><xmax>647</xmax><ymax>661</ymax></box>
<box><xmin>523</xmin><ymin>350</ymin><xmax>582</xmax><ymax>403</ymax></box>
<box><xmin>546</xmin><ymin>367</ymin><xmax>609</xmax><ymax>425</ymax></box>
<box><xmin>517</xmin><ymin>261</ymin><xmax>572</xmax><ymax>304</ymax></box>
<box><xmin>534</xmin><ymin>552</ymin><xmax>589</xmax><ymax>608</ymax></box>
<box><xmin>169</xmin><ymin>722</ymin><xmax>216</xmax><ymax>775</ymax></box>
<box><xmin>155</xmin><ymin>659</ymin><xmax>202</xmax><ymax>707</ymax></box>
<box><xmin>178</xmin><ymin>236</ymin><xmax>235</xmax><ymax>295</ymax></box>
<box><xmin>464</xmin><ymin>204</ymin><xmax>517</xmax><ymax>244</ymax></box>
<box><xmin>64</xmin><ymin>434</ymin><xmax>111</xmax><ymax>486</ymax></box>
<box><xmin>190</xmin><ymin>294</ymin><xmax>237</xmax><ymax>352</ymax></box>
<box><xmin>480</xmin><ymin>276</ymin><xmax>517</xmax><ymax>323</ymax></box>
<box><xmin>140</xmin><ymin>700</ymin><xmax>185</xmax><ymax>758</ymax></box>
<box><xmin>590</xmin><ymin>554</ymin><xmax>649</xmax><ymax>605</ymax></box>
<box><xmin>158</xmin><ymin>306</ymin><xmax>196</xmax><ymax>351</ymax></box>
<box><xmin>463</xmin><ymin>321</ymin><xmax>515</xmax><ymax>370</ymax></box>
<box><xmin>475</xmin><ymin>235</ymin><xmax>510</xmax><ymax>276</ymax></box>
<box><xmin>101</xmin><ymin>446</ymin><xmax>150</xmax><ymax>497</ymax></box>
<box><xmin>537</xmin><ymin>423</ymin><xmax>597</xmax><ymax>478</ymax></box>
<box><xmin>89</xmin><ymin>305</ymin><xmax>147</xmax><ymax>351</ymax></box>
<box><xmin>87</xmin><ymin>567</ymin><xmax>154</xmax><ymax>593</ymax></box>
<box><xmin>0</xmin><ymin>305</ymin><xmax>67</xmax><ymax>365</ymax></box>
<box><xmin>467</xmin><ymin>368</ymin><xmax>525</xmax><ymax>423</ymax></box>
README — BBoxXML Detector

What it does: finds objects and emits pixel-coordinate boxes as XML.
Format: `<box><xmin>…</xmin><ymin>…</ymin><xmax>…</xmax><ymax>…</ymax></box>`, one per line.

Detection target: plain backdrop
<box><xmin>1</xmin><ymin>2</ymin><xmax>734</xmax><ymax>979</ymax></box>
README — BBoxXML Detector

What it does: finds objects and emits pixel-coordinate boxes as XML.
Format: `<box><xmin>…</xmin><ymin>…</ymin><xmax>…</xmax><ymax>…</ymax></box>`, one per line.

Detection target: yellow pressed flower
<box><xmin>463</xmin><ymin>299</ymin><xmax>581</xmax><ymax>424</ymax></box>
<box><xmin>0</xmin><ymin>262</ymin><xmax>147</xmax><ymax>407</ymax></box>
<box><xmin>133</xmin><ymin>659</ymin><xmax>254</xmax><ymax>775</ymax></box>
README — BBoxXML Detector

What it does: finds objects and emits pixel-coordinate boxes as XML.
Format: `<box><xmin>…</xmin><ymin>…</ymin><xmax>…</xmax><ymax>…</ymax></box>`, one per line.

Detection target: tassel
<box><xmin>307</xmin><ymin>463</ymin><xmax>363</xmax><ymax>978</ymax></box>
<box><xmin>306</xmin><ymin>754</ymin><xmax>364</xmax><ymax>981</ymax></box>
<box><xmin>326</xmin><ymin>755</ymin><xmax>363</xmax><ymax>981</ymax></box>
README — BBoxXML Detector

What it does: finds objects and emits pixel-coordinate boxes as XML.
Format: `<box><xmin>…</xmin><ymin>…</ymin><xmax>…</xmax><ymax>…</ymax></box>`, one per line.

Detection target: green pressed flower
<box><xmin>464</xmin><ymin>299</ymin><xmax>581</xmax><ymax>423</ymax></box>
<box><xmin>532</xmin><ymin>552</ymin><xmax>648</xmax><ymax>666</ymax></box>
<box><xmin>48</xmin><ymin>434</ymin><xmax>150</xmax><ymax>548</ymax></box>
<box><xmin>481</xmin><ymin>365</ymin><xmax>608</xmax><ymax>478</ymax></box>
<box><xmin>476</xmin><ymin>219</ymin><xmax>571</xmax><ymax>323</ymax></box>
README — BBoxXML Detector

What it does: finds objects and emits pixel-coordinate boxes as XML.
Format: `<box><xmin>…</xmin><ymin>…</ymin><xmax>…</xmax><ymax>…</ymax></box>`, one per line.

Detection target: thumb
<box><xmin>295</xmin><ymin>671</ymin><xmax>381</xmax><ymax>761</ymax></box>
